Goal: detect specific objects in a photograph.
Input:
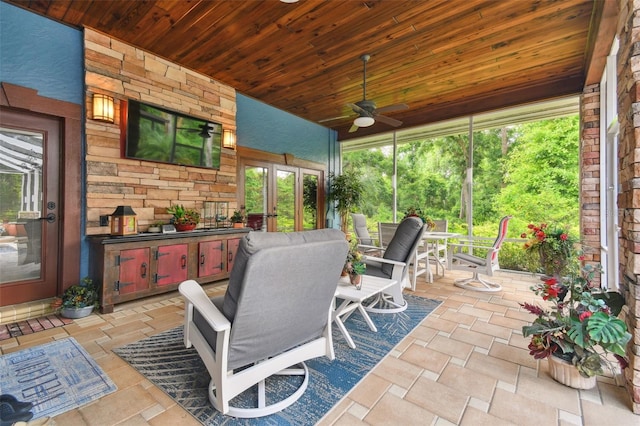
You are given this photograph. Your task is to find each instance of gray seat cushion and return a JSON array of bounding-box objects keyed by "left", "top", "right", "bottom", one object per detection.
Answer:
[
  {"left": 222, "top": 228, "right": 346, "bottom": 321},
  {"left": 380, "top": 216, "right": 423, "bottom": 277}
]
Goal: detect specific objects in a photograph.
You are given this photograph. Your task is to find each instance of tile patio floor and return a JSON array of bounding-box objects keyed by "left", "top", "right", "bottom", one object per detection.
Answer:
[{"left": 0, "top": 269, "right": 637, "bottom": 425}]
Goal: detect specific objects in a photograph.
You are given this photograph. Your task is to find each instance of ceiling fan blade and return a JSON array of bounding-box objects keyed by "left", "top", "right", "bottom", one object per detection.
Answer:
[
  {"left": 348, "top": 123, "right": 359, "bottom": 133},
  {"left": 374, "top": 114, "right": 402, "bottom": 127},
  {"left": 318, "top": 115, "right": 350, "bottom": 123},
  {"left": 375, "top": 103, "right": 409, "bottom": 114}
]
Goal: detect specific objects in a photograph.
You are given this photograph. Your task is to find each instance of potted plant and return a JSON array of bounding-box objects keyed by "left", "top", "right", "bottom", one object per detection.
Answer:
[
  {"left": 230, "top": 210, "right": 244, "bottom": 228},
  {"left": 520, "top": 224, "right": 630, "bottom": 388},
  {"left": 167, "top": 204, "right": 200, "bottom": 231},
  {"left": 521, "top": 222, "right": 580, "bottom": 277},
  {"left": 345, "top": 238, "right": 366, "bottom": 289},
  {"left": 328, "top": 170, "right": 364, "bottom": 234},
  {"left": 53, "top": 277, "right": 99, "bottom": 319},
  {"left": 148, "top": 221, "right": 163, "bottom": 233},
  {"left": 403, "top": 207, "right": 435, "bottom": 229}
]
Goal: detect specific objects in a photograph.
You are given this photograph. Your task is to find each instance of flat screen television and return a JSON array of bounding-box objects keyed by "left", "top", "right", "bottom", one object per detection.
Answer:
[{"left": 124, "top": 99, "right": 222, "bottom": 170}]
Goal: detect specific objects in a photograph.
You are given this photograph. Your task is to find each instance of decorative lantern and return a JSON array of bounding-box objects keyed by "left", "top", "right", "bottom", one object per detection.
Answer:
[{"left": 110, "top": 206, "right": 137, "bottom": 235}]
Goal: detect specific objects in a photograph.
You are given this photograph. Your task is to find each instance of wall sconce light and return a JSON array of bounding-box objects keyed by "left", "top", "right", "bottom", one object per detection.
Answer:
[
  {"left": 222, "top": 129, "right": 236, "bottom": 150},
  {"left": 92, "top": 94, "right": 115, "bottom": 123}
]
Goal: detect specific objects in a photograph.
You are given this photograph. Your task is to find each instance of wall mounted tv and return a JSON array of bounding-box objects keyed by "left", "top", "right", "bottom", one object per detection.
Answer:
[{"left": 124, "top": 99, "right": 222, "bottom": 170}]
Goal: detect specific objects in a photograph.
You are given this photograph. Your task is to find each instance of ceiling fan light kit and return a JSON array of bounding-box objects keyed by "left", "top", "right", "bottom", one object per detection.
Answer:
[{"left": 354, "top": 116, "right": 375, "bottom": 127}]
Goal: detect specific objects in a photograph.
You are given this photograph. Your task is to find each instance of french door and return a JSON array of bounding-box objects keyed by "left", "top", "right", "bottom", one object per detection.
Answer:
[
  {"left": 0, "top": 109, "right": 60, "bottom": 305},
  {"left": 240, "top": 158, "right": 324, "bottom": 232}
]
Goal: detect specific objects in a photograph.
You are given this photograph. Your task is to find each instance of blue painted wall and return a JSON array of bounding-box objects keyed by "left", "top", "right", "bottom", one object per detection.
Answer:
[
  {"left": 237, "top": 93, "right": 338, "bottom": 165},
  {"left": 0, "top": 2, "right": 84, "bottom": 104}
]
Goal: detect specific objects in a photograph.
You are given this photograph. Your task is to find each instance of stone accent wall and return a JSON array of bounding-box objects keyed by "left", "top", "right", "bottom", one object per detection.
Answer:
[
  {"left": 617, "top": 0, "right": 640, "bottom": 414},
  {"left": 580, "top": 84, "right": 601, "bottom": 279},
  {"left": 83, "top": 28, "right": 237, "bottom": 235}
]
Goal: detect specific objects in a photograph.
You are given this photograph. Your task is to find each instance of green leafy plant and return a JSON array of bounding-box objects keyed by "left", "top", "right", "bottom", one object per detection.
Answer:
[
  {"left": 328, "top": 170, "right": 364, "bottom": 234},
  {"left": 56, "top": 277, "right": 99, "bottom": 309},
  {"left": 230, "top": 210, "right": 244, "bottom": 223},
  {"left": 167, "top": 204, "right": 200, "bottom": 225},
  {"left": 521, "top": 263, "right": 630, "bottom": 378},
  {"left": 345, "top": 238, "right": 366, "bottom": 276}
]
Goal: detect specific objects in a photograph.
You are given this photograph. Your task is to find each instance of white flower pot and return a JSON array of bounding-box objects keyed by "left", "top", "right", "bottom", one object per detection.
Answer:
[{"left": 547, "top": 355, "right": 596, "bottom": 389}]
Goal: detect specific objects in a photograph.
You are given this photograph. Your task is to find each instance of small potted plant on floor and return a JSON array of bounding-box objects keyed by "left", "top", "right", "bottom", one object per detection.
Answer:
[
  {"left": 230, "top": 210, "right": 245, "bottom": 228},
  {"left": 167, "top": 204, "right": 200, "bottom": 231},
  {"left": 55, "top": 277, "right": 99, "bottom": 319}
]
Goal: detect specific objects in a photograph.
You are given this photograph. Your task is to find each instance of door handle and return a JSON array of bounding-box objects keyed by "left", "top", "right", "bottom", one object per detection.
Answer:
[{"left": 39, "top": 213, "right": 56, "bottom": 223}]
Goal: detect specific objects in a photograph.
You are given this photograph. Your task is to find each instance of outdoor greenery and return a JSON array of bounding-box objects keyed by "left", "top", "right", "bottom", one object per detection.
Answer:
[{"left": 343, "top": 115, "right": 580, "bottom": 272}]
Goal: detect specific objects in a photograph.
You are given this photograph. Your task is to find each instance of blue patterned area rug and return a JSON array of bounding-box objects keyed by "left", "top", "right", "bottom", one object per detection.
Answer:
[
  {"left": 0, "top": 337, "right": 117, "bottom": 419},
  {"left": 114, "top": 294, "right": 441, "bottom": 425}
]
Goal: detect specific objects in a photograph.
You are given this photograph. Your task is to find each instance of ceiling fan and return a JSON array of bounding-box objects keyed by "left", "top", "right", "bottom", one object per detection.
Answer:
[{"left": 346, "top": 54, "right": 409, "bottom": 133}]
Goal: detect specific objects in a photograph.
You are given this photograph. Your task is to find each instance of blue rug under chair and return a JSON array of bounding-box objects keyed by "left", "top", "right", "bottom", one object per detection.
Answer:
[{"left": 114, "top": 294, "right": 440, "bottom": 425}]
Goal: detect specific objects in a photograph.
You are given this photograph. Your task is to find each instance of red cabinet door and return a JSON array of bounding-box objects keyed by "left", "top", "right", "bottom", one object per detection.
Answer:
[
  {"left": 155, "top": 244, "right": 188, "bottom": 286},
  {"left": 227, "top": 238, "right": 241, "bottom": 272},
  {"left": 198, "top": 240, "right": 225, "bottom": 277},
  {"left": 117, "top": 248, "right": 150, "bottom": 295}
]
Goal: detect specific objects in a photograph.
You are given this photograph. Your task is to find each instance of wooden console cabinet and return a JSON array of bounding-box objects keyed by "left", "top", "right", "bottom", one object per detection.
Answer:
[{"left": 89, "top": 229, "right": 249, "bottom": 313}]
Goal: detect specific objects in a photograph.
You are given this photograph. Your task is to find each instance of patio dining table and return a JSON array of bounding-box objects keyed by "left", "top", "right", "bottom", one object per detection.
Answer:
[{"left": 420, "top": 232, "right": 461, "bottom": 283}]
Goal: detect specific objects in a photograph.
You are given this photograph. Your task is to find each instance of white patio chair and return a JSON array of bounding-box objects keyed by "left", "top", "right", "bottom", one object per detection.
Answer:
[
  {"left": 447, "top": 215, "right": 512, "bottom": 292},
  {"left": 362, "top": 217, "right": 428, "bottom": 312},
  {"left": 179, "top": 229, "right": 348, "bottom": 418}
]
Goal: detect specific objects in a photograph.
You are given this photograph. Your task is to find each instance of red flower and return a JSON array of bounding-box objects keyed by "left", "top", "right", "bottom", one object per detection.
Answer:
[
  {"left": 560, "top": 233, "right": 568, "bottom": 241},
  {"left": 520, "top": 233, "right": 527, "bottom": 238},
  {"left": 579, "top": 311, "right": 592, "bottom": 321}
]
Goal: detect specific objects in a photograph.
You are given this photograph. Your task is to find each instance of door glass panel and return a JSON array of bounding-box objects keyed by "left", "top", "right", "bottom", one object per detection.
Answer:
[
  {"left": 303, "top": 174, "right": 319, "bottom": 230},
  {"left": 0, "top": 127, "right": 43, "bottom": 283},
  {"left": 276, "top": 170, "right": 295, "bottom": 232},
  {"left": 244, "top": 166, "right": 267, "bottom": 231}
]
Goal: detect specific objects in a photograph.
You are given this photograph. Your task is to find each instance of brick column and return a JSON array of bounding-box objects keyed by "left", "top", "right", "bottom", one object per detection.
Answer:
[
  {"left": 617, "top": 0, "right": 640, "bottom": 414},
  {"left": 580, "top": 84, "right": 601, "bottom": 280}
]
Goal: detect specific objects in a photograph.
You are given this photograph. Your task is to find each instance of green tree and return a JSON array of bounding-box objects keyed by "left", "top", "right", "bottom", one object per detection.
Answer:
[{"left": 495, "top": 116, "right": 579, "bottom": 227}]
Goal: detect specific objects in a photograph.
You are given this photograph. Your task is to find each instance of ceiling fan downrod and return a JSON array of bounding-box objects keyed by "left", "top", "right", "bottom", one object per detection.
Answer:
[{"left": 361, "top": 54, "right": 370, "bottom": 101}]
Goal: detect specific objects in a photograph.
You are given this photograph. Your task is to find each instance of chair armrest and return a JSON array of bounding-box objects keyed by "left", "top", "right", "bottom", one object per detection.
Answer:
[
  {"left": 179, "top": 280, "right": 230, "bottom": 332},
  {"left": 449, "top": 242, "right": 497, "bottom": 251},
  {"left": 362, "top": 255, "right": 406, "bottom": 267},
  {"left": 358, "top": 243, "right": 381, "bottom": 250}
]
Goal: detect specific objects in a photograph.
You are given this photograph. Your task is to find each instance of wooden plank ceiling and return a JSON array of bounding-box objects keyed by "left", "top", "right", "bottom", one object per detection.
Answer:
[{"left": 5, "top": 0, "right": 612, "bottom": 141}]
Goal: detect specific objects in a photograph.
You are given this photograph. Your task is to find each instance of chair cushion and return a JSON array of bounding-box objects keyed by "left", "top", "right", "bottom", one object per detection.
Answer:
[
  {"left": 381, "top": 217, "right": 423, "bottom": 276},
  {"left": 222, "top": 228, "right": 345, "bottom": 321},
  {"left": 352, "top": 214, "right": 373, "bottom": 245},
  {"left": 454, "top": 252, "right": 487, "bottom": 267},
  {"left": 193, "top": 296, "right": 225, "bottom": 352},
  {"left": 227, "top": 239, "right": 347, "bottom": 369}
]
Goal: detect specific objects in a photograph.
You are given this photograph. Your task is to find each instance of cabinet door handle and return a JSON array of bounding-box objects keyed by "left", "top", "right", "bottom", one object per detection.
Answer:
[
  {"left": 181, "top": 254, "right": 187, "bottom": 269},
  {"left": 200, "top": 253, "right": 205, "bottom": 265},
  {"left": 228, "top": 251, "right": 233, "bottom": 263},
  {"left": 141, "top": 262, "right": 147, "bottom": 278}
]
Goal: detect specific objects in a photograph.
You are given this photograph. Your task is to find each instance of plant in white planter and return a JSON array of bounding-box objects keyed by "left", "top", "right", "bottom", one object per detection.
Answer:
[{"left": 54, "top": 277, "right": 99, "bottom": 318}]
